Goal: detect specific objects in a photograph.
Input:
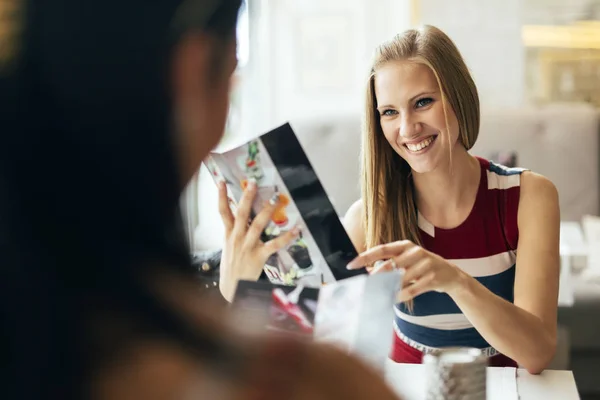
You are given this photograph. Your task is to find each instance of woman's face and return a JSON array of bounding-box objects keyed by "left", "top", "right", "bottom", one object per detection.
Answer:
[
  {"left": 374, "top": 61, "right": 460, "bottom": 174},
  {"left": 172, "top": 34, "right": 238, "bottom": 185}
]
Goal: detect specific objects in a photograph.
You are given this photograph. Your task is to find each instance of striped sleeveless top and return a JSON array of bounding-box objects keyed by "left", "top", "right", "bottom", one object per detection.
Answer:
[{"left": 391, "top": 157, "right": 525, "bottom": 366}]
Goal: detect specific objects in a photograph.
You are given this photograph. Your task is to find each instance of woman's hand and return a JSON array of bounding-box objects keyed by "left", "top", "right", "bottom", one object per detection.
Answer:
[
  {"left": 218, "top": 179, "right": 299, "bottom": 301},
  {"left": 347, "top": 240, "right": 466, "bottom": 302}
]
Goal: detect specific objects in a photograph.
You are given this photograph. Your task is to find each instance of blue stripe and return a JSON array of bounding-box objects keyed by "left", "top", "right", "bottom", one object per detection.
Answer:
[
  {"left": 488, "top": 161, "right": 526, "bottom": 176},
  {"left": 396, "top": 265, "right": 515, "bottom": 316},
  {"left": 397, "top": 292, "right": 459, "bottom": 315},
  {"left": 396, "top": 316, "right": 491, "bottom": 348},
  {"left": 478, "top": 264, "right": 515, "bottom": 302}
]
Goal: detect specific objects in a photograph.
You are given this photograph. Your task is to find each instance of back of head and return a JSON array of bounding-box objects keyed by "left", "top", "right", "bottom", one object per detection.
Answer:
[
  {"left": 0, "top": 0, "right": 241, "bottom": 398},
  {"left": 361, "top": 25, "right": 479, "bottom": 249}
]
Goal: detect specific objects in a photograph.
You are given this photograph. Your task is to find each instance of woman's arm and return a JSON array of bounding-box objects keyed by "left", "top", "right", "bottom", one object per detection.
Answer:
[
  {"left": 447, "top": 171, "right": 560, "bottom": 374},
  {"left": 347, "top": 172, "right": 560, "bottom": 374}
]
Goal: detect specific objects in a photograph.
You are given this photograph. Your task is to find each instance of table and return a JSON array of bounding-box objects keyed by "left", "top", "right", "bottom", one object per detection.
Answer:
[
  {"left": 559, "top": 221, "right": 587, "bottom": 307},
  {"left": 385, "top": 361, "right": 580, "bottom": 400}
]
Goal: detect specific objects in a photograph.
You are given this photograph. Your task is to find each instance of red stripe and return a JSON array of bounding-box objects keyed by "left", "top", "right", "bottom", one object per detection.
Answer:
[
  {"left": 478, "top": 157, "right": 491, "bottom": 170},
  {"left": 390, "top": 332, "right": 423, "bottom": 364},
  {"left": 420, "top": 160, "right": 520, "bottom": 259},
  {"left": 390, "top": 332, "right": 517, "bottom": 367}
]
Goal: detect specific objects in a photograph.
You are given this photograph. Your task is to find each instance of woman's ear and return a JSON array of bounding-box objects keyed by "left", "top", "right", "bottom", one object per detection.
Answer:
[
  {"left": 171, "top": 32, "right": 212, "bottom": 107},
  {"left": 170, "top": 33, "right": 235, "bottom": 186},
  {"left": 170, "top": 33, "right": 219, "bottom": 186},
  {"left": 172, "top": 32, "right": 236, "bottom": 98}
]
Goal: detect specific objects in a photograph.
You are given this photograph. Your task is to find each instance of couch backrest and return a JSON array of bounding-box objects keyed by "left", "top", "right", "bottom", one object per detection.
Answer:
[
  {"left": 293, "top": 104, "right": 600, "bottom": 221},
  {"left": 473, "top": 104, "right": 599, "bottom": 222}
]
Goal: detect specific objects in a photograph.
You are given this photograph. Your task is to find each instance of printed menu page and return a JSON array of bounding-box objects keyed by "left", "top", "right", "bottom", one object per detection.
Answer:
[{"left": 205, "top": 122, "right": 366, "bottom": 287}]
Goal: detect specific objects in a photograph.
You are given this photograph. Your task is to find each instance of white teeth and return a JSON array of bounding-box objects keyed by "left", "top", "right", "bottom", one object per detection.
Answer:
[{"left": 406, "top": 136, "right": 435, "bottom": 152}]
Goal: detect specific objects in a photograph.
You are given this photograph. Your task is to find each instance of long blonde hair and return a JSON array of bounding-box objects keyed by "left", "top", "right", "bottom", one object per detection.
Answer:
[{"left": 362, "top": 25, "right": 480, "bottom": 252}]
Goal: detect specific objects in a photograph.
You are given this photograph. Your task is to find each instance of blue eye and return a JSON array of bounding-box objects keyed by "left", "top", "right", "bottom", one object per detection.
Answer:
[
  {"left": 415, "top": 98, "right": 433, "bottom": 108},
  {"left": 381, "top": 109, "right": 398, "bottom": 116}
]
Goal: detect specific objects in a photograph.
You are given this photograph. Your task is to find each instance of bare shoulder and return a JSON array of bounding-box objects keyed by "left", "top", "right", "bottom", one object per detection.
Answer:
[
  {"left": 92, "top": 341, "right": 203, "bottom": 400},
  {"left": 520, "top": 171, "right": 559, "bottom": 198},
  {"left": 518, "top": 171, "right": 560, "bottom": 226},
  {"left": 519, "top": 171, "right": 559, "bottom": 210},
  {"left": 343, "top": 199, "right": 367, "bottom": 253},
  {"left": 302, "top": 342, "right": 402, "bottom": 399},
  {"left": 345, "top": 199, "right": 364, "bottom": 221}
]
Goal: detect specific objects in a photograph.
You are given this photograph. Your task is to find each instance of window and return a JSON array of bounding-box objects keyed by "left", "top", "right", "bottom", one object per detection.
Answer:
[
  {"left": 237, "top": 0, "right": 250, "bottom": 69},
  {"left": 223, "top": 0, "right": 250, "bottom": 143}
]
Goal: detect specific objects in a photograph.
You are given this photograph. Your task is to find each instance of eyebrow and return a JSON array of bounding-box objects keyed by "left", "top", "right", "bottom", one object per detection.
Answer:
[{"left": 377, "top": 90, "right": 437, "bottom": 111}]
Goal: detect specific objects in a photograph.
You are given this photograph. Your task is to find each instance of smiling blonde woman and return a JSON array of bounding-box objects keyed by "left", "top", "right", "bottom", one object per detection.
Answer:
[{"left": 344, "top": 25, "right": 560, "bottom": 374}]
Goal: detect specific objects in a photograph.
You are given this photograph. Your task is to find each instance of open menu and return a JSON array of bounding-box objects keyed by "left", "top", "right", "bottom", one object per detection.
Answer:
[
  {"left": 232, "top": 270, "right": 403, "bottom": 373},
  {"left": 313, "top": 270, "right": 402, "bottom": 372},
  {"left": 204, "top": 122, "right": 366, "bottom": 287},
  {"left": 232, "top": 280, "right": 320, "bottom": 338}
]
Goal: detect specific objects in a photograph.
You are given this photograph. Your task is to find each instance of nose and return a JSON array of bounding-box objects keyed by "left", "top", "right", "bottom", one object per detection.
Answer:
[{"left": 399, "top": 113, "right": 422, "bottom": 140}]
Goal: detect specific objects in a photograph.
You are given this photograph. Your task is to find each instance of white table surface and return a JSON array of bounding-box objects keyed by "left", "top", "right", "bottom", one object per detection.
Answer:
[
  {"left": 560, "top": 221, "right": 587, "bottom": 257},
  {"left": 558, "top": 221, "right": 587, "bottom": 307},
  {"left": 385, "top": 361, "right": 580, "bottom": 400}
]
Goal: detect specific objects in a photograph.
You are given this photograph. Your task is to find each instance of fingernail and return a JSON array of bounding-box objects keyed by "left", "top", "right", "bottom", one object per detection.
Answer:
[
  {"left": 291, "top": 226, "right": 301, "bottom": 235},
  {"left": 247, "top": 177, "right": 257, "bottom": 188},
  {"left": 269, "top": 193, "right": 280, "bottom": 206}
]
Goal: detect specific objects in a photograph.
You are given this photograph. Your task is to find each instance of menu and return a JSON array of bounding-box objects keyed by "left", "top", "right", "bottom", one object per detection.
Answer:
[{"left": 205, "top": 122, "right": 366, "bottom": 287}]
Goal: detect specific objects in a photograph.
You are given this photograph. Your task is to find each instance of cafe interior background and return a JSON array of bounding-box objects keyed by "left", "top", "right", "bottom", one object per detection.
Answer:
[{"left": 182, "top": 0, "right": 600, "bottom": 398}]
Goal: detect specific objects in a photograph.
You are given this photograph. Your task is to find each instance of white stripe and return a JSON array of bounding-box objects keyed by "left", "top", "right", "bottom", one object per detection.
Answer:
[
  {"left": 418, "top": 212, "right": 435, "bottom": 237},
  {"left": 449, "top": 250, "right": 516, "bottom": 277},
  {"left": 395, "top": 308, "right": 474, "bottom": 330},
  {"left": 487, "top": 170, "right": 521, "bottom": 190},
  {"left": 393, "top": 321, "right": 500, "bottom": 357}
]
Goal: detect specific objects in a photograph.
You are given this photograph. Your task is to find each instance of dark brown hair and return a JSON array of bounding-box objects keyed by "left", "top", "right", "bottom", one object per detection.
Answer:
[{"left": 0, "top": 1, "right": 242, "bottom": 398}]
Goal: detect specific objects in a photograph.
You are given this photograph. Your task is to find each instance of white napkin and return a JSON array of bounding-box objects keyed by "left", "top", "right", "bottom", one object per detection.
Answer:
[
  {"left": 582, "top": 215, "right": 600, "bottom": 283},
  {"left": 487, "top": 367, "right": 519, "bottom": 400}
]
